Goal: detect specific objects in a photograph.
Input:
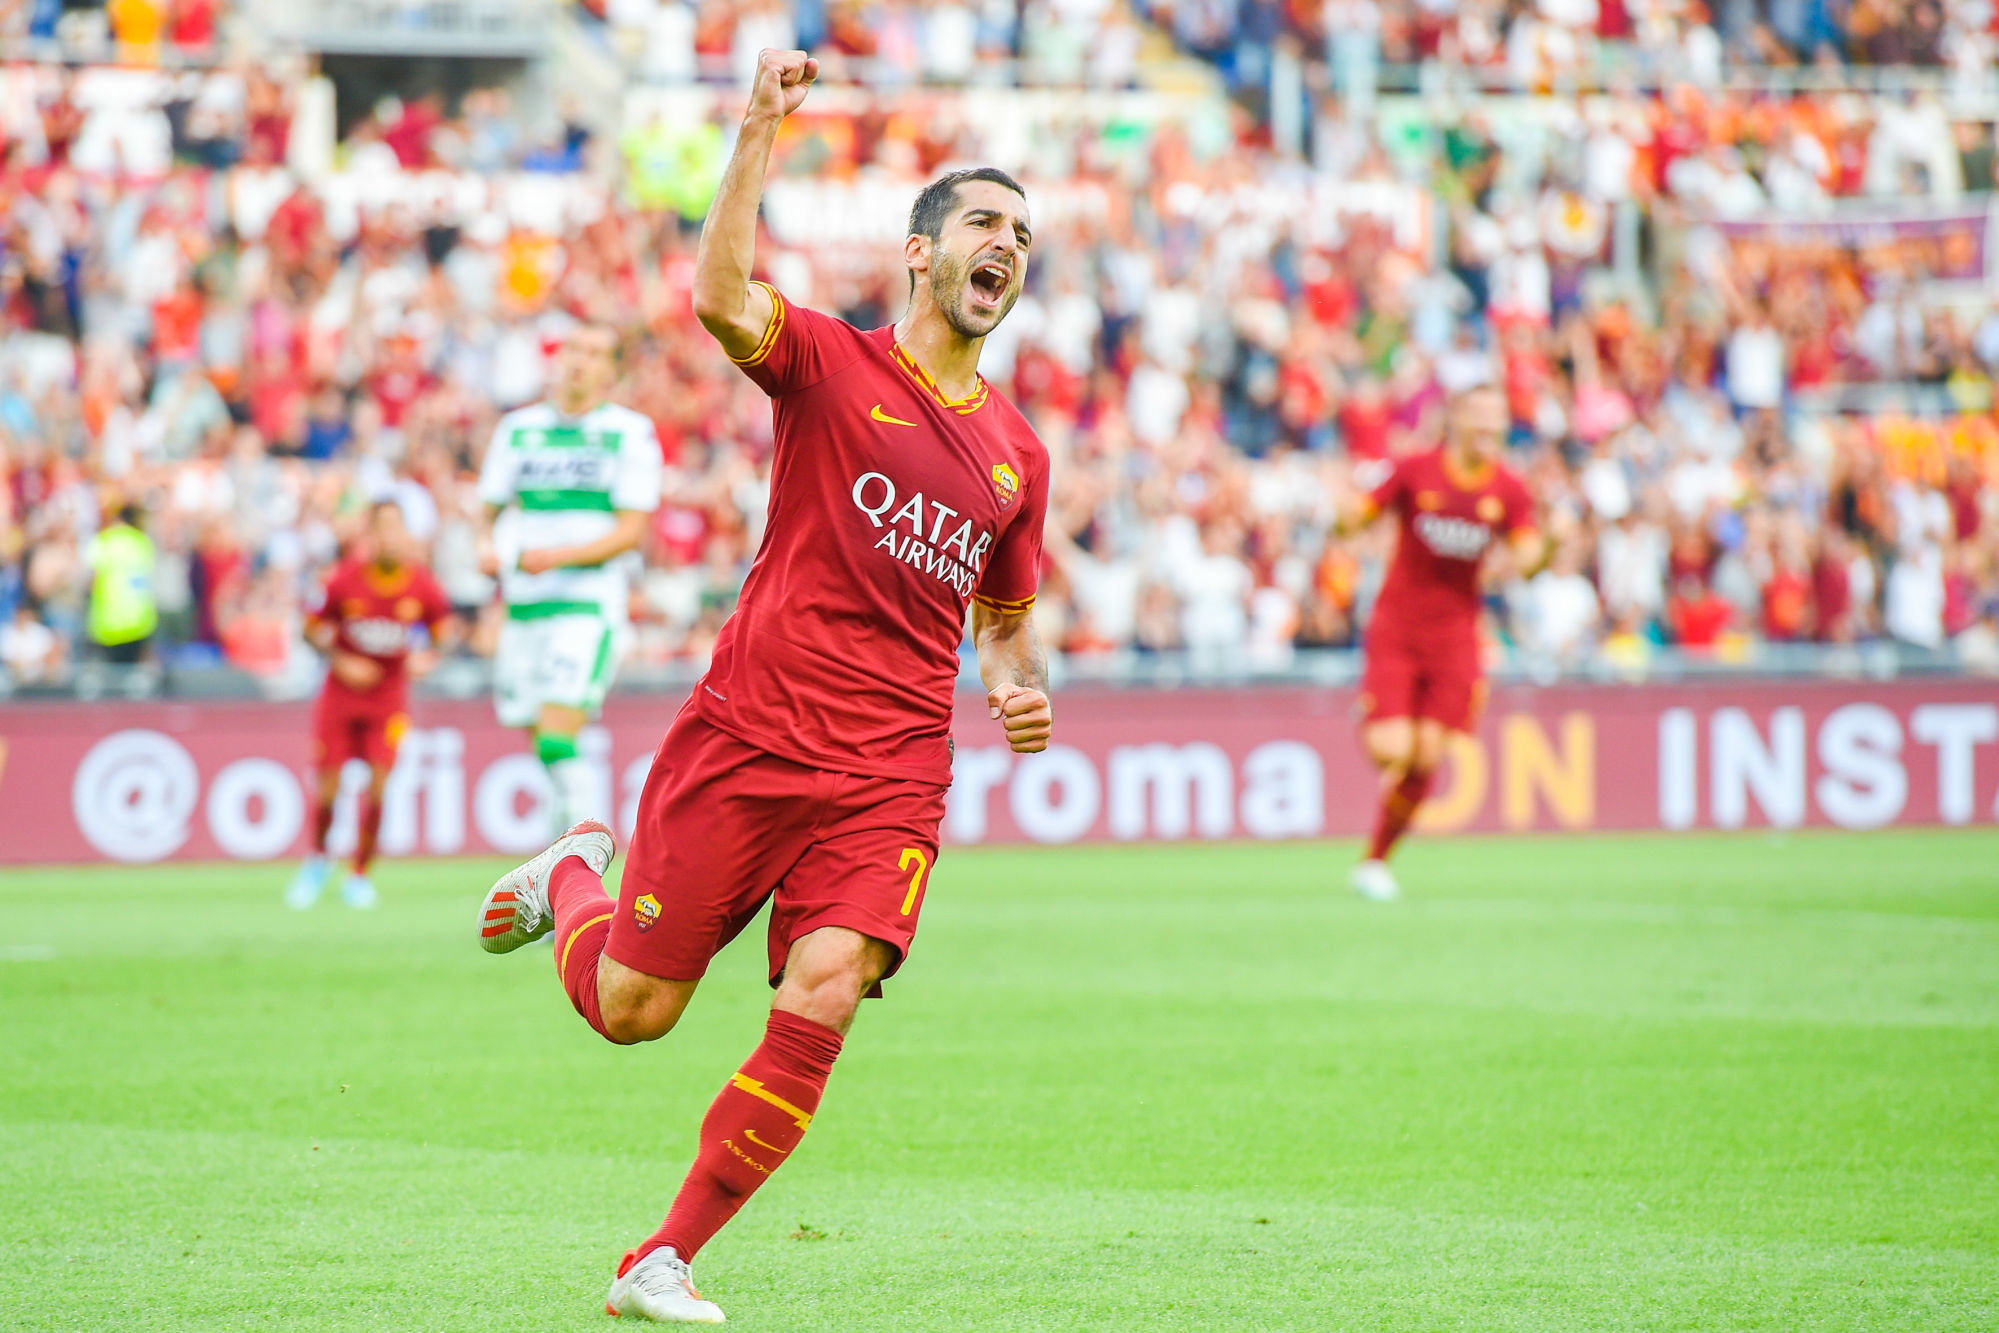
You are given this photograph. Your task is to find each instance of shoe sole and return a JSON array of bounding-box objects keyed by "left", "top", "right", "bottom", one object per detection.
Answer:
[
  {"left": 477, "top": 881, "right": 550, "bottom": 953},
  {"left": 604, "top": 1292, "right": 726, "bottom": 1323},
  {"left": 478, "top": 821, "right": 614, "bottom": 955}
]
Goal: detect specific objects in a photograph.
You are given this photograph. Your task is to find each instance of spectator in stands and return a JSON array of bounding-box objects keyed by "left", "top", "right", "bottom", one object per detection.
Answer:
[
  {"left": 85, "top": 503, "right": 157, "bottom": 664},
  {"left": 0, "top": 600, "right": 62, "bottom": 684}
]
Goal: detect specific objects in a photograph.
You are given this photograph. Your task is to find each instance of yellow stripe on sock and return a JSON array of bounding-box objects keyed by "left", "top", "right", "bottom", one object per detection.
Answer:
[
  {"left": 559, "top": 911, "right": 615, "bottom": 976},
  {"left": 730, "top": 1073, "right": 813, "bottom": 1130}
]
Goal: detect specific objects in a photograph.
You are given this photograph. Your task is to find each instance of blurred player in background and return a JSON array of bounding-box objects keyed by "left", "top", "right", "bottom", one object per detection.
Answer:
[
  {"left": 473, "top": 49, "right": 1053, "bottom": 1324},
  {"left": 479, "top": 323, "right": 663, "bottom": 835},
  {"left": 1342, "top": 383, "right": 1544, "bottom": 902},
  {"left": 288, "top": 500, "right": 457, "bottom": 910}
]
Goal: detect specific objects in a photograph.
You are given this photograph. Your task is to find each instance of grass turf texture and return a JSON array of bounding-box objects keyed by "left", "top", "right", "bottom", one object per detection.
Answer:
[{"left": 2, "top": 832, "right": 1995, "bottom": 1332}]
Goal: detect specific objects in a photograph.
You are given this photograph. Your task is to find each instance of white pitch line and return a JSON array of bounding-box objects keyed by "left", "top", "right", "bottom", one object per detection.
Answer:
[{"left": 0, "top": 945, "right": 55, "bottom": 962}]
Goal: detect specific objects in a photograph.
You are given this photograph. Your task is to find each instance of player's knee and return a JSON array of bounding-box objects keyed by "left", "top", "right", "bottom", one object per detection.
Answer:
[
  {"left": 774, "top": 976, "right": 864, "bottom": 1034},
  {"left": 776, "top": 933, "right": 890, "bottom": 1033},
  {"left": 598, "top": 990, "right": 680, "bottom": 1045},
  {"left": 591, "top": 975, "right": 687, "bottom": 1047},
  {"left": 1363, "top": 722, "right": 1413, "bottom": 774}
]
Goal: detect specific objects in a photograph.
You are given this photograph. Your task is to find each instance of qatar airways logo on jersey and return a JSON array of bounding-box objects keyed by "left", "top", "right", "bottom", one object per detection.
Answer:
[
  {"left": 1414, "top": 513, "right": 1494, "bottom": 561},
  {"left": 345, "top": 618, "right": 411, "bottom": 656},
  {"left": 851, "top": 471, "right": 993, "bottom": 599}
]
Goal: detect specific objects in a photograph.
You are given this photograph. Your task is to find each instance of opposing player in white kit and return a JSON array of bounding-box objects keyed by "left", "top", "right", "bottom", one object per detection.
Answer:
[{"left": 479, "top": 323, "right": 664, "bottom": 833}]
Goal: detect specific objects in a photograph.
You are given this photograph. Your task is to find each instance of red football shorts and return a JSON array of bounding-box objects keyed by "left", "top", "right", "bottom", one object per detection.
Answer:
[
  {"left": 1359, "top": 630, "right": 1485, "bottom": 732},
  {"left": 311, "top": 690, "right": 408, "bottom": 772},
  {"left": 606, "top": 707, "right": 947, "bottom": 992}
]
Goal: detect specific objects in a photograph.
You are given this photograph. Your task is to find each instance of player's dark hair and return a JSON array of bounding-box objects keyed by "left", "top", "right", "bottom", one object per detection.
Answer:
[
  {"left": 905, "top": 168, "right": 1027, "bottom": 296},
  {"left": 906, "top": 167, "right": 1027, "bottom": 243}
]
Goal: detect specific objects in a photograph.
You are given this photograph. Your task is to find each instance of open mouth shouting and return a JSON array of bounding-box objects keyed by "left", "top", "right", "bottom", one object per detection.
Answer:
[{"left": 967, "top": 256, "right": 1012, "bottom": 313}]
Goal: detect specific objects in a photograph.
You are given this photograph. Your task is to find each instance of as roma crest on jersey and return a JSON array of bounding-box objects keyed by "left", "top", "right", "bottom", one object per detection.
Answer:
[
  {"left": 991, "top": 463, "right": 1020, "bottom": 508},
  {"left": 1416, "top": 490, "right": 1445, "bottom": 511},
  {"left": 1476, "top": 494, "right": 1504, "bottom": 522},
  {"left": 396, "top": 596, "right": 423, "bottom": 622}
]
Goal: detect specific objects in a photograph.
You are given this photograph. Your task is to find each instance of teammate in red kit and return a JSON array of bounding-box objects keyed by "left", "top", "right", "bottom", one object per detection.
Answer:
[
  {"left": 472, "top": 49, "right": 1052, "bottom": 1323},
  {"left": 1343, "top": 382, "right": 1544, "bottom": 902},
  {"left": 287, "top": 501, "right": 456, "bottom": 910}
]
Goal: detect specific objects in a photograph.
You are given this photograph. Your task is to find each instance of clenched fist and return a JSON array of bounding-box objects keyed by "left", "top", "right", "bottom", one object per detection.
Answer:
[
  {"left": 988, "top": 683, "right": 1053, "bottom": 754},
  {"left": 747, "top": 49, "right": 818, "bottom": 124}
]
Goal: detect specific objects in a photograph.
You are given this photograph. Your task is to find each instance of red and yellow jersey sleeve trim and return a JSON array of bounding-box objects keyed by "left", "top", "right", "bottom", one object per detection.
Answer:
[
  {"left": 972, "top": 592, "right": 1037, "bottom": 615},
  {"left": 730, "top": 281, "right": 787, "bottom": 367},
  {"left": 1353, "top": 494, "right": 1382, "bottom": 525}
]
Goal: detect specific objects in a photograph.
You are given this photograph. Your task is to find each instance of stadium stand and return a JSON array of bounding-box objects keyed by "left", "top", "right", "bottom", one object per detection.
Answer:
[{"left": 2, "top": 0, "right": 1997, "bottom": 698}]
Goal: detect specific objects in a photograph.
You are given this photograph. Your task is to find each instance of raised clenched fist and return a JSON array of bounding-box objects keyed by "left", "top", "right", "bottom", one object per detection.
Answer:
[{"left": 748, "top": 49, "right": 818, "bottom": 123}]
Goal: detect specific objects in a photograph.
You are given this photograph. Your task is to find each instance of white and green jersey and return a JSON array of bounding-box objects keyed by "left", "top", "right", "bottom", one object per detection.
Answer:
[{"left": 478, "top": 400, "right": 664, "bottom": 618}]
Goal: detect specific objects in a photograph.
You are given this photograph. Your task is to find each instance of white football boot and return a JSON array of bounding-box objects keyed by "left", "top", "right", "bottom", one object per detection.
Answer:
[
  {"left": 606, "top": 1246, "right": 725, "bottom": 1323},
  {"left": 340, "top": 872, "right": 380, "bottom": 910},
  {"left": 286, "top": 855, "right": 330, "bottom": 910},
  {"left": 476, "top": 820, "right": 615, "bottom": 954},
  {"left": 1349, "top": 858, "right": 1401, "bottom": 903}
]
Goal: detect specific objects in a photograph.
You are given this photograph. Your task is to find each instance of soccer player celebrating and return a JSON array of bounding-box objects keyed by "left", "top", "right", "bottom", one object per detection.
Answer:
[
  {"left": 289, "top": 500, "right": 456, "bottom": 910},
  {"left": 479, "top": 323, "right": 663, "bottom": 834},
  {"left": 1343, "top": 382, "right": 1543, "bottom": 902},
  {"left": 473, "top": 48, "right": 1052, "bottom": 1323}
]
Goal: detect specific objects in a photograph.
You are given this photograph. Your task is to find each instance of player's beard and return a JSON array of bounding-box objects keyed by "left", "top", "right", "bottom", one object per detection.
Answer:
[{"left": 927, "top": 247, "right": 1018, "bottom": 341}]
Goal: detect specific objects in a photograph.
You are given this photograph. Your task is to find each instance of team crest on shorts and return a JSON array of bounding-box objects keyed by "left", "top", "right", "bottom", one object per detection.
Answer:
[
  {"left": 991, "top": 462, "right": 1020, "bottom": 508},
  {"left": 1477, "top": 494, "right": 1504, "bottom": 522},
  {"left": 633, "top": 893, "right": 661, "bottom": 932}
]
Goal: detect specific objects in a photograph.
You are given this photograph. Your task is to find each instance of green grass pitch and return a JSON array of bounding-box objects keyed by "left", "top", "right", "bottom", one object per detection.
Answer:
[{"left": 3, "top": 831, "right": 1996, "bottom": 1331}]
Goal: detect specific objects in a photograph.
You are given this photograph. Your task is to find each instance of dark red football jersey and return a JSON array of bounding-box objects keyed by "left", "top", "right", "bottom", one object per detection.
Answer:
[
  {"left": 1365, "top": 447, "right": 1535, "bottom": 647},
  {"left": 308, "top": 558, "right": 453, "bottom": 711},
  {"left": 698, "top": 283, "right": 1049, "bottom": 784}
]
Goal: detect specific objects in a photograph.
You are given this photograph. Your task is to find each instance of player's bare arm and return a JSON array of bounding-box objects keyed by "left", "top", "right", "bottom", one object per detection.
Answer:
[
  {"left": 517, "top": 509, "right": 651, "bottom": 574},
  {"left": 305, "top": 612, "right": 383, "bottom": 689},
  {"left": 1331, "top": 479, "right": 1382, "bottom": 537},
  {"left": 692, "top": 48, "right": 818, "bottom": 360},
  {"left": 973, "top": 602, "right": 1051, "bottom": 753},
  {"left": 477, "top": 503, "right": 505, "bottom": 576},
  {"left": 329, "top": 651, "right": 383, "bottom": 690},
  {"left": 409, "top": 614, "right": 466, "bottom": 679}
]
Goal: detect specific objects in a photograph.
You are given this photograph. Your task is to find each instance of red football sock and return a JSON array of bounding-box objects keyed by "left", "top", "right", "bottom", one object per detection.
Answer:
[
  {"left": 1366, "top": 768, "right": 1434, "bottom": 862},
  {"left": 637, "top": 1009, "right": 844, "bottom": 1264},
  {"left": 351, "top": 794, "right": 383, "bottom": 874},
  {"left": 310, "top": 788, "right": 335, "bottom": 855},
  {"left": 549, "top": 855, "right": 617, "bottom": 1040}
]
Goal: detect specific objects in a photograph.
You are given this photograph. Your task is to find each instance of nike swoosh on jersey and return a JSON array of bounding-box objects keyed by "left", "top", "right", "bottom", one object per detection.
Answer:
[{"left": 870, "top": 404, "right": 919, "bottom": 427}]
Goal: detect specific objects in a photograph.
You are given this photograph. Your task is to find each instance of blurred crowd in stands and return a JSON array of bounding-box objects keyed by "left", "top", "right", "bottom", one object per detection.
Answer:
[
  {"left": 5, "top": 4, "right": 1999, "bottom": 693},
  {"left": 585, "top": 0, "right": 1999, "bottom": 88}
]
